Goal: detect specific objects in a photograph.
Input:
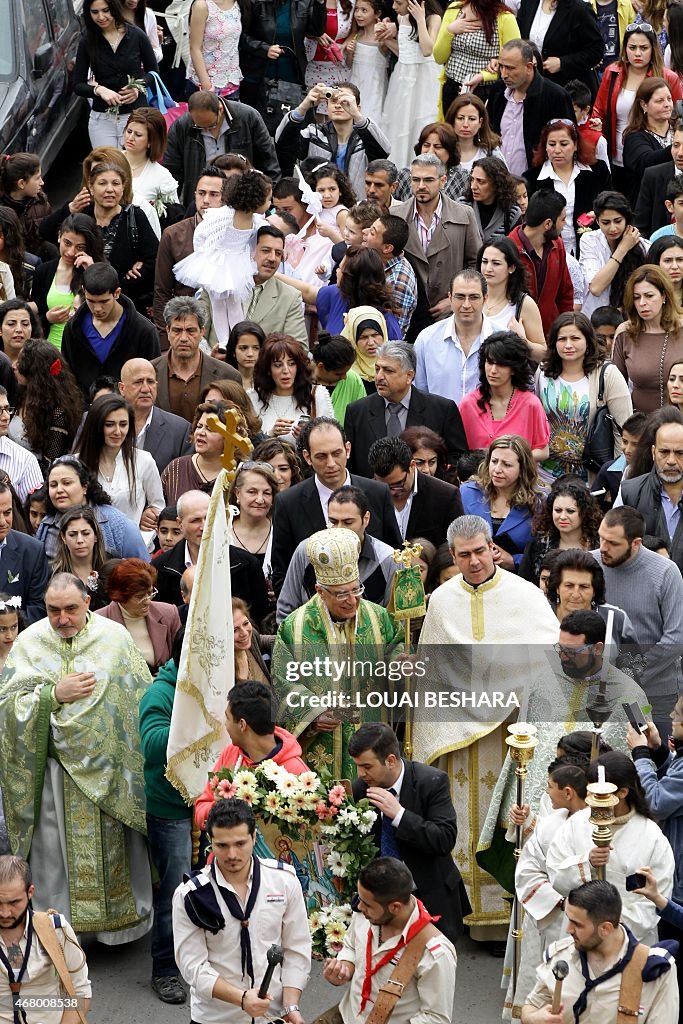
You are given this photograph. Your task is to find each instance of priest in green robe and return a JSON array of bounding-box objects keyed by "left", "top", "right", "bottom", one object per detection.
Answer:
[
  {"left": 272, "top": 528, "right": 403, "bottom": 778},
  {"left": 0, "top": 573, "right": 153, "bottom": 943}
]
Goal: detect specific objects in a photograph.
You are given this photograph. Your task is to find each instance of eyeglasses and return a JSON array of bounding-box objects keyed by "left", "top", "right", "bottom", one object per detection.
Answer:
[
  {"left": 192, "top": 118, "right": 220, "bottom": 130},
  {"left": 554, "top": 642, "right": 595, "bottom": 657},
  {"left": 320, "top": 583, "right": 365, "bottom": 601},
  {"left": 136, "top": 588, "right": 158, "bottom": 600},
  {"left": 626, "top": 21, "right": 653, "bottom": 30},
  {"left": 386, "top": 472, "right": 409, "bottom": 492},
  {"left": 549, "top": 118, "right": 574, "bottom": 127},
  {"left": 0, "top": 406, "right": 14, "bottom": 417}
]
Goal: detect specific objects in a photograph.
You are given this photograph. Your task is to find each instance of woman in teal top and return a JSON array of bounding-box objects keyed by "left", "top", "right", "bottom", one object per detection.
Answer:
[
  {"left": 311, "top": 332, "right": 365, "bottom": 424},
  {"left": 31, "top": 214, "right": 103, "bottom": 350}
]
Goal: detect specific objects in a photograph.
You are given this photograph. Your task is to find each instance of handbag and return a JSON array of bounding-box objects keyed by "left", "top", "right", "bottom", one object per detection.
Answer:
[
  {"left": 583, "top": 363, "right": 618, "bottom": 473},
  {"left": 262, "top": 78, "right": 304, "bottom": 135},
  {"left": 146, "top": 70, "right": 189, "bottom": 128}
]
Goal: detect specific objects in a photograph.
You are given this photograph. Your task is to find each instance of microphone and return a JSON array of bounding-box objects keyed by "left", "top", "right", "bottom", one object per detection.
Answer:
[{"left": 258, "top": 944, "right": 284, "bottom": 999}]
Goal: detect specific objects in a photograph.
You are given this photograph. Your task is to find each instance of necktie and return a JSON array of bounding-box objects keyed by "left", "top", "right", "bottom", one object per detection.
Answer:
[
  {"left": 386, "top": 403, "right": 402, "bottom": 437},
  {"left": 380, "top": 788, "right": 401, "bottom": 859},
  {"left": 246, "top": 285, "right": 261, "bottom": 319}
]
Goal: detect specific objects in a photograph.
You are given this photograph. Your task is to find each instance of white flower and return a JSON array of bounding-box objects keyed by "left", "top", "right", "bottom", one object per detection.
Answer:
[
  {"left": 261, "top": 761, "right": 285, "bottom": 781},
  {"left": 235, "top": 783, "right": 256, "bottom": 804},
  {"left": 276, "top": 773, "right": 300, "bottom": 796},
  {"left": 298, "top": 771, "right": 320, "bottom": 792},
  {"left": 236, "top": 770, "right": 257, "bottom": 787},
  {"left": 337, "top": 807, "right": 360, "bottom": 826},
  {"left": 264, "top": 793, "right": 281, "bottom": 813},
  {"left": 302, "top": 792, "right": 320, "bottom": 810},
  {"left": 326, "top": 851, "right": 348, "bottom": 877},
  {"left": 309, "top": 911, "right": 321, "bottom": 933}
]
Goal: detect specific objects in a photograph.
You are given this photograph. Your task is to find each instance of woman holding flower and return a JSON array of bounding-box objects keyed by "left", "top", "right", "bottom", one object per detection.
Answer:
[{"left": 194, "top": 681, "right": 309, "bottom": 830}]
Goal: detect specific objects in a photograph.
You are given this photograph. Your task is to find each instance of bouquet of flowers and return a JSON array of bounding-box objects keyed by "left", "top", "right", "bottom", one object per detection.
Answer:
[{"left": 209, "top": 760, "right": 378, "bottom": 952}]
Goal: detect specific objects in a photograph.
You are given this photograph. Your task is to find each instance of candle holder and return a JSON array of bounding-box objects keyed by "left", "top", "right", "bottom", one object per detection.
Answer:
[
  {"left": 586, "top": 682, "right": 614, "bottom": 761},
  {"left": 505, "top": 723, "right": 538, "bottom": 995},
  {"left": 585, "top": 770, "right": 619, "bottom": 881}
]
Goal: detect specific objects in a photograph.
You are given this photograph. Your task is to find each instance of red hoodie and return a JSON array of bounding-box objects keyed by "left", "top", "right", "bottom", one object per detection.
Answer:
[{"left": 194, "top": 726, "right": 309, "bottom": 828}]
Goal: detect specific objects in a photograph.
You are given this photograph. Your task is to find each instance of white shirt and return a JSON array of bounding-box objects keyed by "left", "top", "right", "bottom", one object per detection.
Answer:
[
  {"left": 394, "top": 471, "right": 418, "bottom": 541},
  {"left": 0, "top": 913, "right": 92, "bottom": 1024},
  {"left": 94, "top": 448, "right": 165, "bottom": 525},
  {"left": 317, "top": 470, "right": 352, "bottom": 517},
  {"left": 0, "top": 435, "right": 43, "bottom": 502},
  {"left": 337, "top": 899, "right": 457, "bottom": 1024},
  {"left": 580, "top": 229, "right": 650, "bottom": 317},
  {"left": 535, "top": 160, "right": 591, "bottom": 256},
  {"left": 135, "top": 407, "right": 155, "bottom": 447},
  {"left": 172, "top": 858, "right": 311, "bottom": 1024},
  {"left": 615, "top": 88, "right": 636, "bottom": 165},
  {"left": 252, "top": 386, "right": 335, "bottom": 446},
  {"left": 414, "top": 314, "right": 495, "bottom": 403},
  {"left": 529, "top": 5, "right": 555, "bottom": 48}
]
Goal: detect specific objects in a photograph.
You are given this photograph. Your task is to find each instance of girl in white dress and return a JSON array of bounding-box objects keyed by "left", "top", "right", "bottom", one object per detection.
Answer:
[
  {"left": 345, "top": 0, "right": 389, "bottom": 124},
  {"left": 173, "top": 170, "right": 272, "bottom": 346},
  {"left": 312, "top": 163, "right": 356, "bottom": 241},
  {"left": 378, "top": 0, "right": 442, "bottom": 170}
]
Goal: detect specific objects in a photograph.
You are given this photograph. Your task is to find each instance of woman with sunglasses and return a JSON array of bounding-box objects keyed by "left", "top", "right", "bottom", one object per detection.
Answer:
[
  {"left": 97, "top": 557, "right": 180, "bottom": 670},
  {"left": 524, "top": 119, "right": 610, "bottom": 257},
  {"left": 591, "top": 22, "right": 681, "bottom": 191},
  {"left": 622, "top": 77, "right": 676, "bottom": 205}
]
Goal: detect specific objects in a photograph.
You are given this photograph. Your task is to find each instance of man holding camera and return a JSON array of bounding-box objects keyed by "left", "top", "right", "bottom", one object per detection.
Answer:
[
  {"left": 274, "top": 83, "right": 391, "bottom": 197},
  {"left": 173, "top": 799, "right": 311, "bottom": 1024}
]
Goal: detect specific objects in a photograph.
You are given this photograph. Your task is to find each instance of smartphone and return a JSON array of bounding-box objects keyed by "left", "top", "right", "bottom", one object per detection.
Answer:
[
  {"left": 625, "top": 872, "right": 646, "bottom": 891},
  {"left": 623, "top": 701, "right": 648, "bottom": 734}
]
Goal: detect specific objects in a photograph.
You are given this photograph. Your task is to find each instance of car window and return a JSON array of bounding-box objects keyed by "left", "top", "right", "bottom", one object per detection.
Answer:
[
  {"left": 24, "top": 0, "right": 52, "bottom": 63},
  {"left": 46, "top": 0, "right": 72, "bottom": 35},
  {"left": 0, "top": 0, "right": 15, "bottom": 76}
]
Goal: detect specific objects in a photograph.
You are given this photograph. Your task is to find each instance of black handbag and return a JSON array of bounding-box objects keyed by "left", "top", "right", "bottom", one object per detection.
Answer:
[
  {"left": 583, "top": 363, "right": 618, "bottom": 473},
  {"left": 262, "top": 77, "right": 304, "bottom": 136}
]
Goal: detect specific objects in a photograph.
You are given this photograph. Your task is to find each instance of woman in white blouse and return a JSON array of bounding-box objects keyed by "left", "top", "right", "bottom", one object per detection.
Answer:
[
  {"left": 77, "top": 394, "right": 165, "bottom": 540},
  {"left": 122, "top": 0, "right": 164, "bottom": 61},
  {"left": 252, "top": 333, "right": 335, "bottom": 444},
  {"left": 524, "top": 119, "right": 610, "bottom": 256},
  {"left": 122, "top": 108, "right": 179, "bottom": 213}
]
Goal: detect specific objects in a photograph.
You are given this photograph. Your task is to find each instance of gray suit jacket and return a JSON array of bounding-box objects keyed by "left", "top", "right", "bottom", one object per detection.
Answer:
[
  {"left": 143, "top": 406, "right": 193, "bottom": 474},
  {"left": 248, "top": 277, "right": 308, "bottom": 350},
  {"left": 152, "top": 353, "right": 241, "bottom": 415}
]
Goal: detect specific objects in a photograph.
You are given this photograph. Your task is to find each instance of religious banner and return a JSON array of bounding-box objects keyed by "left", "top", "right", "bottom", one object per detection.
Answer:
[{"left": 166, "top": 411, "right": 252, "bottom": 802}]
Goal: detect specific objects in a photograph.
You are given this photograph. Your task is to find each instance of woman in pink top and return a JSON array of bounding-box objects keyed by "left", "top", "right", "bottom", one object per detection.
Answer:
[{"left": 459, "top": 331, "right": 551, "bottom": 461}]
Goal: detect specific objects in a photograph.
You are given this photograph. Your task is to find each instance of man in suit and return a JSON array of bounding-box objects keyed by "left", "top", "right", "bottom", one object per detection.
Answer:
[
  {"left": 271, "top": 418, "right": 402, "bottom": 594},
  {"left": 245, "top": 225, "right": 308, "bottom": 349},
  {"left": 119, "top": 359, "right": 192, "bottom": 474},
  {"left": 634, "top": 124, "right": 683, "bottom": 236},
  {"left": 153, "top": 297, "right": 240, "bottom": 423},
  {"left": 155, "top": 490, "right": 269, "bottom": 625},
  {"left": 349, "top": 723, "right": 470, "bottom": 944},
  {"left": 0, "top": 483, "right": 48, "bottom": 624},
  {"left": 344, "top": 341, "right": 468, "bottom": 479},
  {"left": 368, "top": 437, "right": 463, "bottom": 548},
  {"left": 393, "top": 154, "right": 482, "bottom": 322}
]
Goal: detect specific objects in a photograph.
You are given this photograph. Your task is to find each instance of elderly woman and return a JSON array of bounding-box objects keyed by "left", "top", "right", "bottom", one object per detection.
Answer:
[
  {"left": 458, "top": 331, "right": 551, "bottom": 461},
  {"left": 97, "top": 557, "right": 181, "bottom": 670},
  {"left": 161, "top": 400, "right": 249, "bottom": 504}
]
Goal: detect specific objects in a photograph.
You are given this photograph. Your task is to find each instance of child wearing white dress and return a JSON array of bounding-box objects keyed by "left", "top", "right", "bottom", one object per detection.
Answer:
[
  {"left": 378, "top": 0, "right": 442, "bottom": 171},
  {"left": 173, "top": 171, "right": 271, "bottom": 346},
  {"left": 311, "top": 163, "right": 357, "bottom": 242},
  {"left": 345, "top": 0, "right": 389, "bottom": 124}
]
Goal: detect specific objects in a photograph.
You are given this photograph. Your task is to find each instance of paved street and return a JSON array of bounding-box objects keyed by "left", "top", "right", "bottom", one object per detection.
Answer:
[{"left": 86, "top": 931, "right": 506, "bottom": 1022}]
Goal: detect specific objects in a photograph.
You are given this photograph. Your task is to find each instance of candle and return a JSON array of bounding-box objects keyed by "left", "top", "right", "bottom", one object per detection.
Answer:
[{"left": 598, "top": 766, "right": 606, "bottom": 785}]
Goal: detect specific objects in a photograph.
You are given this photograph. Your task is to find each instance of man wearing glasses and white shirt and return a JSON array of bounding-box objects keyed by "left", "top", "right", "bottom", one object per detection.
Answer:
[{"left": 0, "top": 387, "right": 42, "bottom": 502}]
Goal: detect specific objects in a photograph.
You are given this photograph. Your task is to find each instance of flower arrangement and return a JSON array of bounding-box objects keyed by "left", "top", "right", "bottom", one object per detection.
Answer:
[{"left": 209, "top": 760, "right": 378, "bottom": 956}]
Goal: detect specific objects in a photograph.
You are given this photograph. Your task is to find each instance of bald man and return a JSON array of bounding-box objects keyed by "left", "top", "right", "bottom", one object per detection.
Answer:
[{"left": 119, "top": 359, "right": 192, "bottom": 474}]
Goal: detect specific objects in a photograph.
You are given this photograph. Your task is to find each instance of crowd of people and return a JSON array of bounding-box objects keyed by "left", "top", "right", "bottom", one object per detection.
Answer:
[{"left": 2, "top": 0, "right": 683, "bottom": 1020}]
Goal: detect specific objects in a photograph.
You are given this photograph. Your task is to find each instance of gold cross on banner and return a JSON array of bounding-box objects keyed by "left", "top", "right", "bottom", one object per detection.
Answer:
[
  {"left": 206, "top": 411, "right": 253, "bottom": 477},
  {"left": 392, "top": 539, "right": 423, "bottom": 569}
]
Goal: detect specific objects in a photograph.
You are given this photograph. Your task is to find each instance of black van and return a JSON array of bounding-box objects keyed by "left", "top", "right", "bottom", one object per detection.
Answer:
[{"left": 0, "top": 0, "right": 85, "bottom": 171}]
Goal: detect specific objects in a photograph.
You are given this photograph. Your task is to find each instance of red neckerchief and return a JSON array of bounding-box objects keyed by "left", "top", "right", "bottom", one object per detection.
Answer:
[{"left": 360, "top": 899, "right": 439, "bottom": 1011}]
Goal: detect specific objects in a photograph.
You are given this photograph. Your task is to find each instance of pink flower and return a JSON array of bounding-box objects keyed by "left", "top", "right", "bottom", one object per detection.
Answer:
[
  {"left": 315, "top": 801, "right": 329, "bottom": 820},
  {"left": 328, "top": 785, "right": 346, "bottom": 807},
  {"left": 209, "top": 777, "right": 219, "bottom": 791},
  {"left": 328, "top": 805, "right": 339, "bottom": 816},
  {"left": 217, "top": 781, "right": 236, "bottom": 800}
]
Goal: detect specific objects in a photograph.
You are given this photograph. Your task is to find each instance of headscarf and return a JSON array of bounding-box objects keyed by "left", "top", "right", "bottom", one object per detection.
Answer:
[{"left": 341, "top": 305, "right": 389, "bottom": 383}]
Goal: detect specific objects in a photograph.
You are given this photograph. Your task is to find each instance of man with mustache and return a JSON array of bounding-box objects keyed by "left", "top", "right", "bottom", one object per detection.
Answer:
[{"left": 0, "top": 855, "right": 92, "bottom": 1024}]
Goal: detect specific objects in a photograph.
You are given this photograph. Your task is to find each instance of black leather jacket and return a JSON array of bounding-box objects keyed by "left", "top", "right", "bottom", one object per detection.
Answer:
[{"left": 239, "top": 0, "right": 327, "bottom": 82}]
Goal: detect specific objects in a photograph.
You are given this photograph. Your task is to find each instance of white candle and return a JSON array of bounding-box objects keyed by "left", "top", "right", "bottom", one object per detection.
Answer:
[{"left": 598, "top": 766, "right": 606, "bottom": 785}]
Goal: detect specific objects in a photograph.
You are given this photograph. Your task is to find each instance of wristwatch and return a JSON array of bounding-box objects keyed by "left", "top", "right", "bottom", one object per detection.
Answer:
[{"left": 282, "top": 1005, "right": 301, "bottom": 1017}]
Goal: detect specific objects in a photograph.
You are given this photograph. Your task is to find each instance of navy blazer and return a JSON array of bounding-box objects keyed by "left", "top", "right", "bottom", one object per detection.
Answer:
[
  {"left": 460, "top": 481, "right": 533, "bottom": 568},
  {"left": 1, "top": 530, "right": 49, "bottom": 624}
]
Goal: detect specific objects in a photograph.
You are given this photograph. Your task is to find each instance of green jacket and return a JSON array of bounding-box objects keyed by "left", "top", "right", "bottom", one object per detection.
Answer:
[{"left": 139, "top": 659, "right": 192, "bottom": 820}]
